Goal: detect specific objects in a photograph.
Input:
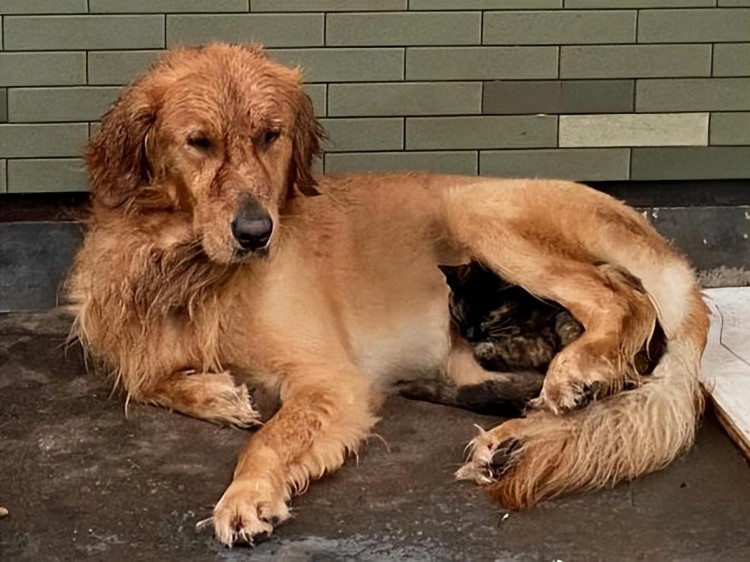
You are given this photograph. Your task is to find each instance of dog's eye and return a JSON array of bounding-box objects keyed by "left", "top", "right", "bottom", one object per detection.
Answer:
[
  {"left": 187, "top": 134, "right": 211, "bottom": 151},
  {"left": 262, "top": 130, "right": 281, "bottom": 147}
]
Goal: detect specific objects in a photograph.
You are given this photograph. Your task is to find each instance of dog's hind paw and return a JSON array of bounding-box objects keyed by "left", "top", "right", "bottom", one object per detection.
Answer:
[
  {"left": 456, "top": 420, "right": 525, "bottom": 486},
  {"left": 204, "top": 478, "right": 290, "bottom": 547},
  {"left": 214, "top": 381, "right": 262, "bottom": 428}
]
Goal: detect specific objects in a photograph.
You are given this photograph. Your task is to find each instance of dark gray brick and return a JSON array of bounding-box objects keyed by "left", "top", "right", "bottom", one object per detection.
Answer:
[
  {"left": 406, "top": 47, "right": 557, "bottom": 80},
  {"left": 0, "top": 0, "right": 86, "bottom": 13},
  {"left": 0, "top": 90, "right": 6, "bottom": 122},
  {"left": 411, "top": 0, "right": 561, "bottom": 7},
  {"left": 483, "top": 10, "right": 635, "bottom": 45},
  {"left": 480, "top": 148, "right": 629, "bottom": 180},
  {"left": 6, "top": 158, "right": 87, "bottom": 193},
  {"left": 636, "top": 78, "right": 750, "bottom": 111},
  {"left": 4, "top": 15, "right": 165, "bottom": 50},
  {"left": 90, "top": 0, "right": 248, "bottom": 12},
  {"left": 632, "top": 147, "right": 750, "bottom": 179},
  {"left": 713, "top": 44, "right": 750, "bottom": 77},
  {"left": 270, "top": 49, "right": 404, "bottom": 82},
  {"left": 0, "top": 52, "right": 86, "bottom": 87},
  {"left": 88, "top": 51, "right": 163, "bottom": 86},
  {"left": 167, "top": 14, "right": 323, "bottom": 48},
  {"left": 326, "top": 12, "right": 480, "bottom": 46},
  {"left": 710, "top": 113, "right": 750, "bottom": 145},
  {"left": 0, "top": 124, "right": 88, "bottom": 158},
  {"left": 320, "top": 118, "right": 403, "bottom": 152},
  {"left": 325, "top": 151, "right": 477, "bottom": 175},
  {"left": 406, "top": 116, "right": 557, "bottom": 150},
  {"left": 329, "top": 82, "right": 481, "bottom": 116},
  {"left": 639, "top": 9, "right": 750, "bottom": 43},
  {"left": 566, "top": 0, "right": 713, "bottom": 6},
  {"left": 483, "top": 80, "right": 633, "bottom": 114},
  {"left": 253, "top": 0, "right": 407, "bottom": 11},
  {"left": 561, "top": 45, "right": 711, "bottom": 78},
  {"left": 8, "top": 87, "right": 121, "bottom": 123}
]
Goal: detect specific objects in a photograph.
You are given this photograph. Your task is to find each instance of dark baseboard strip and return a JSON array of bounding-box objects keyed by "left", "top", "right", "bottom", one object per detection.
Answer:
[
  {"left": 1, "top": 179, "right": 749, "bottom": 222},
  {"left": 0, "top": 192, "right": 89, "bottom": 222},
  {"left": 588, "top": 179, "right": 750, "bottom": 208}
]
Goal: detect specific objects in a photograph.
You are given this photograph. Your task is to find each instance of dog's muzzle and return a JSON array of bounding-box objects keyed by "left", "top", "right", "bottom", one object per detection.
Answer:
[{"left": 231, "top": 196, "right": 273, "bottom": 253}]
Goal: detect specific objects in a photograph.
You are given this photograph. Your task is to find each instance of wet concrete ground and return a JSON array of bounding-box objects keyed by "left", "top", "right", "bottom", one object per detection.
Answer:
[{"left": 1, "top": 310, "right": 749, "bottom": 561}]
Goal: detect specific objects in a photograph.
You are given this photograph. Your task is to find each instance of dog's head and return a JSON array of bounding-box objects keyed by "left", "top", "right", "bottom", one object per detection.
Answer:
[{"left": 87, "top": 43, "right": 324, "bottom": 264}]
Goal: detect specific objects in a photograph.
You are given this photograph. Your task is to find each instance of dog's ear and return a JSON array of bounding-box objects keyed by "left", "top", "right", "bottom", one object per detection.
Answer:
[
  {"left": 289, "top": 91, "right": 325, "bottom": 197},
  {"left": 86, "top": 79, "right": 157, "bottom": 209}
]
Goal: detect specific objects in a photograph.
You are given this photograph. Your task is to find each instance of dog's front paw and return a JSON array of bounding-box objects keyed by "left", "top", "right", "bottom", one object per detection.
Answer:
[{"left": 201, "top": 479, "right": 290, "bottom": 547}]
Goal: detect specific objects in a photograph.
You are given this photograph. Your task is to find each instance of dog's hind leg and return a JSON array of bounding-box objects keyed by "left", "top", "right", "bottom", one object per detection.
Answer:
[
  {"left": 209, "top": 363, "right": 378, "bottom": 546},
  {"left": 444, "top": 187, "right": 658, "bottom": 414},
  {"left": 137, "top": 370, "right": 261, "bottom": 428}
]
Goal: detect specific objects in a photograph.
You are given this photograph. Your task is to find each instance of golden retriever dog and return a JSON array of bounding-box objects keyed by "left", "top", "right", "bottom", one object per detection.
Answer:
[{"left": 67, "top": 44, "right": 710, "bottom": 547}]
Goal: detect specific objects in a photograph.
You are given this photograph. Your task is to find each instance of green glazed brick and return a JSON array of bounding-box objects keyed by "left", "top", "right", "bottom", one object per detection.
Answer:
[
  {"left": 270, "top": 49, "right": 404, "bottom": 82},
  {"left": 406, "top": 47, "right": 557, "bottom": 80},
  {"left": 636, "top": 79, "right": 750, "bottom": 112},
  {"left": 8, "top": 87, "right": 121, "bottom": 123},
  {"left": 329, "top": 82, "right": 481, "bottom": 117},
  {"left": 0, "top": 124, "right": 88, "bottom": 158},
  {"left": 483, "top": 80, "right": 633, "bottom": 114},
  {"left": 304, "top": 84, "right": 327, "bottom": 117},
  {"left": 566, "top": 0, "right": 712, "bottom": 6},
  {"left": 719, "top": 0, "right": 750, "bottom": 5},
  {"left": 7, "top": 158, "right": 87, "bottom": 193},
  {"left": 325, "top": 151, "right": 477, "bottom": 175},
  {"left": 713, "top": 44, "right": 750, "bottom": 77},
  {"left": 480, "top": 148, "right": 629, "bottom": 181},
  {"left": 320, "top": 118, "right": 403, "bottom": 152},
  {"left": 4, "top": 15, "right": 165, "bottom": 50},
  {"left": 561, "top": 45, "right": 711, "bottom": 79},
  {"left": 90, "top": 0, "right": 248, "bottom": 13},
  {"left": 483, "top": 10, "right": 635, "bottom": 45},
  {"left": 0, "top": 90, "right": 6, "bottom": 122},
  {"left": 88, "top": 51, "right": 163, "bottom": 86},
  {"left": 326, "top": 12, "right": 480, "bottom": 46},
  {"left": 639, "top": 9, "right": 750, "bottom": 43},
  {"left": 406, "top": 116, "right": 557, "bottom": 150},
  {"left": 559, "top": 113, "right": 708, "bottom": 147},
  {"left": 167, "top": 14, "right": 323, "bottom": 48},
  {"left": 710, "top": 113, "right": 750, "bottom": 145},
  {"left": 0, "top": 160, "right": 6, "bottom": 193},
  {"left": 0, "top": 52, "right": 86, "bottom": 87},
  {"left": 410, "top": 0, "right": 561, "bottom": 8},
  {"left": 631, "top": 147, "right": 750, "bottom": 179},
  {"left": 0, "top": 0, "right": 86, "bottom": 13},
  {"left": 253, "top": 0, "right": 407, "bottom": 11}
]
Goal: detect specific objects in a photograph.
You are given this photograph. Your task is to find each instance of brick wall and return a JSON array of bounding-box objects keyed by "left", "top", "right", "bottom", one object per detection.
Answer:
[{"left": 1, "top": 0, "right": 749, "bottom": 194}]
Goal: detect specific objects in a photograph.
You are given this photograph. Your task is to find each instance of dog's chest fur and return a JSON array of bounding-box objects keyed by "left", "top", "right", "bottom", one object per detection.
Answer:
[{"left": 346, "top": 283, "right": 452, "bottom": 385}]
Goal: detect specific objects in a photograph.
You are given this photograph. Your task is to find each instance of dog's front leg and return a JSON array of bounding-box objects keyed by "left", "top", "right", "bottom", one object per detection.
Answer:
[{"left": 209, "top": 364, "right": 377, "bottom": 546}]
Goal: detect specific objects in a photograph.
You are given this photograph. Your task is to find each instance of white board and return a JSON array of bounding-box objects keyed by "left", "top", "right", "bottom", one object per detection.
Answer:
[{"left": 701, "top": 287, "right": 750, "bottom": 460}]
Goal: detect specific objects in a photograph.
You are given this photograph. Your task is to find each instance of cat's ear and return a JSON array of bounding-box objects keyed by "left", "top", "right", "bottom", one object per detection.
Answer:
[{"left": 438, "top": 264, "right": 471, "bottom": 290}]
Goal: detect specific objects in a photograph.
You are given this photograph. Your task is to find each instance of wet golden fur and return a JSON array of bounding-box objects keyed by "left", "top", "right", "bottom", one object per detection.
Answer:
[{"left": 68, "top": 44, "right": 710, "bottom": 546}]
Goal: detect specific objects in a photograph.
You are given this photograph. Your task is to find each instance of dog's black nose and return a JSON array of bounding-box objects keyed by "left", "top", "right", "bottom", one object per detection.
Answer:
[{"left": 231, "top": 198, "right": 273, "bottom": 251}]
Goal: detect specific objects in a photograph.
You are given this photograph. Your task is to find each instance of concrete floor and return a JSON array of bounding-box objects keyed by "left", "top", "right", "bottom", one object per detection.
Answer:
[{"left": 1, "top": 310, "right": 749, "bottom": 562}]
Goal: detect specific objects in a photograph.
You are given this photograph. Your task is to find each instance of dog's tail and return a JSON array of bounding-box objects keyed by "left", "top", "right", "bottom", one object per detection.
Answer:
[{"left": 486, "top": 198, "right": 711, "bottom": 509}]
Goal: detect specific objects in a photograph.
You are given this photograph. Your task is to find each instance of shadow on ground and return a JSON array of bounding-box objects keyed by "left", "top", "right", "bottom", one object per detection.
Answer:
[{"left": 1, "top": 310, "right": 749, "bottom": 561}]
